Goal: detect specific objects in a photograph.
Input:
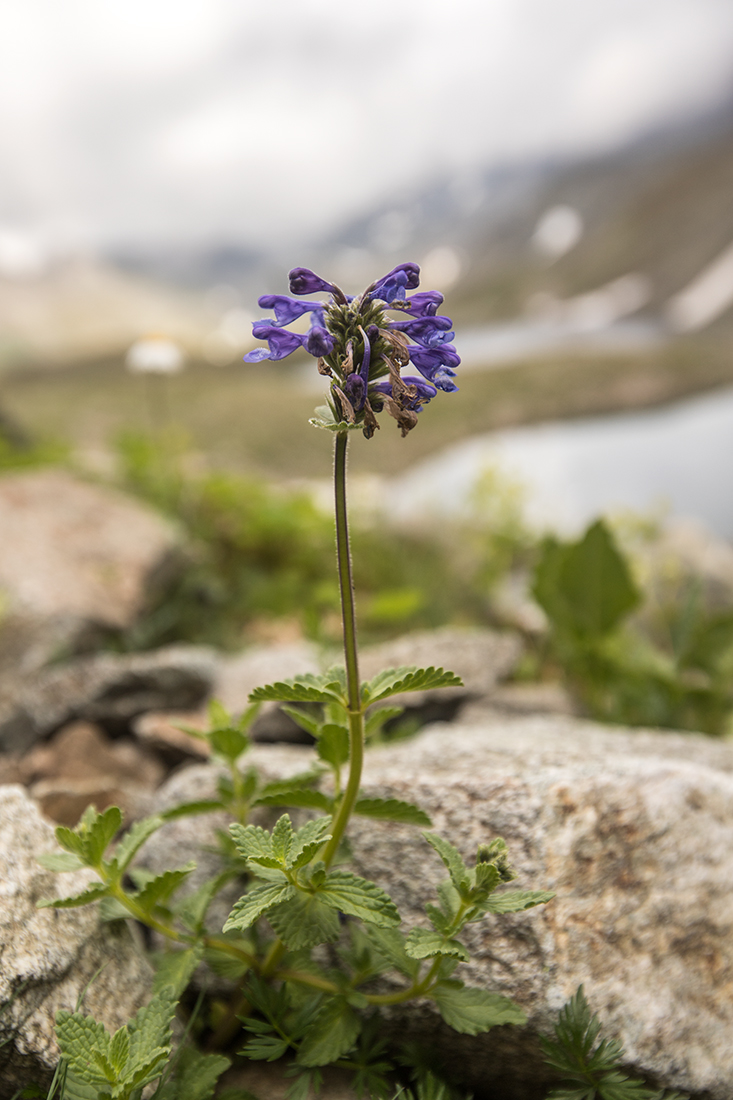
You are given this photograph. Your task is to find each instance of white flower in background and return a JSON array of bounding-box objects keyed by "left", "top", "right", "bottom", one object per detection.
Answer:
[{"left": 125, "top": 335, "right": 184, "bottom": 374}]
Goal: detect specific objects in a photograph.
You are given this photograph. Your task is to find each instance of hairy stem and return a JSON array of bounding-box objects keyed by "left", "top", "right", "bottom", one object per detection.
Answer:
[{"left": 321, "top": 431, "right": 365, "bottom": 868}]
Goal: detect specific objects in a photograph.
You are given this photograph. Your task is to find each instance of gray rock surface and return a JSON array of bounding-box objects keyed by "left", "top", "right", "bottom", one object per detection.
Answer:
[
  {"left": 0, "top": 469, "right": 179, "bottom": 628},
  {"left": 0, "top": 785, "right": 154, "bottom": 1091},
  {"left": 0, "top": 644, "right": 217, "bottom": 753},
  {"left": 142, "top": 717, "right": 733, "bottom": 1100}
]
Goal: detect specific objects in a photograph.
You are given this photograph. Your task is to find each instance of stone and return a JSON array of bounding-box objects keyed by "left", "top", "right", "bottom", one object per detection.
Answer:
[
  {"left": 0, "top": 644, "right": 217, "bottom": 754},
  {"left": 0, "top": 785, "right": 154, "bottom": 1092},
  {"left": 0, "top": 469, "right": 180, "bottom": 629},
  {"left": 139, "top": 718, "right": 733, "bottom": 1100}
]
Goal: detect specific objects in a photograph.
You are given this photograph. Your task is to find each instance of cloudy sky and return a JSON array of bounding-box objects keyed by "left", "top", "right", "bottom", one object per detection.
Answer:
[{"left": 1, "top": 0, "right": 733, "bottom": 252}]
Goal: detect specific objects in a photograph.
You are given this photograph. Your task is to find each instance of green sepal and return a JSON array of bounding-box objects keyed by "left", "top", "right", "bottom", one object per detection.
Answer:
[
  {"left": 223, "top": 882, "right": 295, "bottom": 932},
  {"left": 405, "top": 928, "right": 469, "bottom": 962},
  {"left": 320, "top": 871, "right": 400, "bottom": 927},
  {"left": 363, "top": 666, "right": 463, "bottom": 705},
  {"left": 423, "top": 832, "right": 471, "bottom": 894},
  {"left": 483, "top": 889, "right": 556, "bottom": 914},
  {"left": 38, "top": 882, "right": 109, "bottom": 909},
  {"left": 296, "top": 997, "right": 361, "bottom": 1067},
  {"left": 249, "top": 672, "right": 346, "bottom": 705},
  {"left": 267, "top": 892, "right": 341, "bottom": 949},
  {"left": 432, "top": 981, "right": 526, "bottom": 1034},
  {"left": 354, "top": 797, "right": 431, "bottom": 827}
]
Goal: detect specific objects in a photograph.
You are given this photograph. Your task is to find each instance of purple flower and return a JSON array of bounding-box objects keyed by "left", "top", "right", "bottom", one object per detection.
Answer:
[
  {"left": 394, "top": 290, "right": 444, "bottom": 317},
  {"left": 305, "top": 322, "right": 334, "bottom": 357},
  {"left": 258, "top": 294, "right": 326, "bottom": 326},
  {"left": 288, "top": 267, "right": 336, "bottom": 296},
  {"left": 369, "top": 262, "right": 421, "bottom": 304},
  {"left": 373, "top": 375, "right": 438, "bottom": 411},
  {"left": 407, "top": 344, "right": 460, "bottom": 379},
  {"left": 244, "top": 321, "right": 305, "bottom": 362},
  {"left": 388, "top": 316, "right": 455, "bottom": 348}
]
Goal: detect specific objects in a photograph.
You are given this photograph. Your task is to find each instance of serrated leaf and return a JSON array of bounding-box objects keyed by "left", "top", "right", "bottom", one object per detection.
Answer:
[
  {"left": 267, "top": 891, "right": 340, "bottom": 949},
  {"left": 159, "top": 799, "right": 224, "bottom": 821},
  {"left": 279, "top": 704, "right": 323, "bottom": 738},
  {"left": 54, "top": 825, "right": 88, "bottom": 860},
  {"left": 317, "top": 723, "right": 350, "bottom": 769},
  {"left": 229, "top": 823, "right": 275, "bottom": 863},
  {"left": 108, "top": 1028, "right": 130, "bottom": 1074},
  {"left": 405, "top": 928, "right": 469, "bottom": 961},
  {"left": 297, "top": 998, "right": 360, "bottom": 1067},
  {"left": 363, "top": 926, "right": 420, "bottom": 979},
  {"left": 38, "top": 882, "right": 109, "bottom": 909},
  {"left": 110, "top": 815, "right": 165, "bottom": 874},
  {"left": 152, "top": 947, "right": 204, "bottom": 996},
  {"left": 223, "top": 882, "right": 294, "bottom": 932},
  {"left": 37, "top": 851, "right": 85, "bottom": 872},
  {"left": 321, "top": 871, "right": 400, "bottom": 927},
  {"left": 287, "top": 817, "right": 332, "bottom": 870},
  {"left": 98, "top": 896, "right": 131, "bottom": 922},
  {"left": 209, "top": 726, "right": 249, "bottom": 761},
  {"left": 171, "top": 1048, "right": 231, "bottom": 1100},
  {"left": 484, "top": 889, "right": 556, "bottom": 914},
  {"left": 254, "top": 788, "right": 333, "bottom": 812},
  {"left": 354, "top": 797, "right": 431, "bottom": 827},
  {"left": 249, "top": 673, "right": 345, "bottom": 705},
  {"left": 474, "top": 861, "right": 501, "bottom": 895},
  {"left": 135, "top": 864, "right": 196, "bottom": 912},
  {"left": 364, "top": 705, "right": 404, "bottom": 738},
  {"left": 242, "top": 1034, "right": 290, "bottom": 1061},
  {"left": 126, "top": 987, "right": 176, "bottom": 1085},
  {"left": 432, "top": 982, "right": 526, "bottom": 1034},
  {"left": 423, "top": 832, "right": 470, "bottom": 894},
  {"left": 364, "top": 666, "right": 463, "bottom": 705},
  {"left": 425, "top": 902, "right": 451, "bottom": 934},
  {"left": 85, "top": 806, "right": 123, "bottom": 867},
  {"left": 56, "top": 1011, "right": 112, "bottom": 1089},
  {"left": 271, "top": 814, "right": 294, "bottom": 862},
  {"left": 59, "top": 1071, "right": 99, "bottom": 1100}
]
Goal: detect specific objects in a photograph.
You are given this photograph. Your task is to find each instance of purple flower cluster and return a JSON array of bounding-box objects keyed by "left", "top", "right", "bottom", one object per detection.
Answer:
[{"left": 244, "top": 262, "right": 459, "bottom": 437}]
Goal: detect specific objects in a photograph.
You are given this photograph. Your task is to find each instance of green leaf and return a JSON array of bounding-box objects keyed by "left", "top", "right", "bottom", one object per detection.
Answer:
[
  {"left": 229, "top": 823, "right": 275, "bottom": 863},
  {"left": 108, "top": 1027, "right": 130, "bottom": 1075},
  {"left": 242, "top": 1034, "right": 291, "bottom": 1061},
  {"left": 135, "top": 864, "right": 197, "bottom": 912},
  {"left": 98, "top": 897, "right": 131, "bottom": 922},
  {"left": 317, "top": 723, "right": 350, "bottom": 769},
  {"left": 484, "top": 889, "right": 556, "bottom": 914},
  {"left": 209, "top": 725, "right": 249, "bottom": 761},
  {"left": 37, "top": 851, "right": 85, "bottom": 872},
  {"left": 204, "top": 941, "right": 252, "bottom": 982},
  {"left": 432, "top": 982, "right": 526, "bottom": 1035},
  {"left": 321, "top": 870, "right": 400, "bottom": 927},
  {"left": 159, "top": 800, "right": 224, "bottom": 821},
  {"left": 363, "top": 927, "right": 420, "bottom": 980},
  {"left": 354, "top": 797, "right": 431, "bottom": 827},
  {"left": 297, "top": 998, "right": 361, "bottom": 1067},
  {"left": 364, "top": 705, "right": 404, "bottom": 738},
  {"left": 405, "top": 929, "right": 469, "bottom": 962},
  {"left": 85, "top": 806, "right": 123, "bottom": 867},
  {"left": 176, "top": 872, "right": 232, "bottom": 932},
  {"left": 533, "top": 520, "right": 640, "bottom": 639},
  {"left": 279, "top": 704, "right": 323, "bottom": 738},
  {"left": 223, "top": 882, "right": 294, "bottom": 932},
  {"left": 125, "top": 986, "right": 176, "bottom": 1087},
  {"left": 423, "top": 832, "right": 470, "bottom": 894},
  {"left": 171, "top": 1048, "right": 231, "bottom": 1100},
  {"left": 267, "top": 891, "right": 341, "bottom": 949},
  {"left": 249, "top": 673, "right": 346, "bottom": 705},
  {"left": 152, "top": 947, "right": 204, "bottom": 997},
  {"left": 364, "top": 666, "right": 463, "bottom": 705},
  {"left": 111, "top": 815, "right": 165, "bottom": 874},
  {"left": 309, "top": 405, "right": 361, "bottom": 433},
  {"left": 254, "top": 788, "right": 332, "bottom": 812},
  {"left": 287, "top": 817, "right": 332, "bottom": 870},
  {"left": 55, "top": 1011, "right": 113, "bottom": 1089},
  {"left": 271, "top": 814, "right": 294, "bottom": 863},
  {"left": 38, "top": 882, "right": 109, "bottom": 909}
]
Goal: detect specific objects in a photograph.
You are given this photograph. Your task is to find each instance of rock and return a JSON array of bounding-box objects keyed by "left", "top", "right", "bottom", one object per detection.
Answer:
[
  {"left": 0, "top": 469, "right": 180, "bottom": 629},
  {"left": 133, "top": 709, "right": 212, "bottom": 765},
  {"left": 360, "top": 627, "right": 522, "bottom": 717},
  {"left": 0, "top": 644, "right": 217, "bottom": 754},
  {"left": 142, "top": 718, "right": 733, "bottom": 1100},
  {"left": 0, "top": 785, "right": 154, "bottom": 1091}
]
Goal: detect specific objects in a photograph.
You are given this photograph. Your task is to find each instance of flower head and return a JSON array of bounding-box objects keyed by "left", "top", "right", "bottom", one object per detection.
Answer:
[{"left": 244, "top": 262, "right": 459, "bottom": 437}]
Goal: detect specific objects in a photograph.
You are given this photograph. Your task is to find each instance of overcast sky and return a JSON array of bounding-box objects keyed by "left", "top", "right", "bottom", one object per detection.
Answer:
[{"left": 1, "top": 0, "right": 733, "bottom": 252}]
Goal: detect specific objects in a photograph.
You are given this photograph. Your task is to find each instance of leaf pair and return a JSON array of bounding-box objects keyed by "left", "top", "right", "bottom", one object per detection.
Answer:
[{"left": 249, "top": 664, "right": 463, "bottom": 708}]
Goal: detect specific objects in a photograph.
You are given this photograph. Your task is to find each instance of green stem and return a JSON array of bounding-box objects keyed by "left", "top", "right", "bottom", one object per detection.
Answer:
[{"left": 321, "top": 431, "right": 364, "bottom": 869}]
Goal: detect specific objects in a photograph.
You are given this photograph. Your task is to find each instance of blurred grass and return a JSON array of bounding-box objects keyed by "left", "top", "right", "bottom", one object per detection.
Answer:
[{"left": 2, "top": 335, "right": 733, "bottom": 479}]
